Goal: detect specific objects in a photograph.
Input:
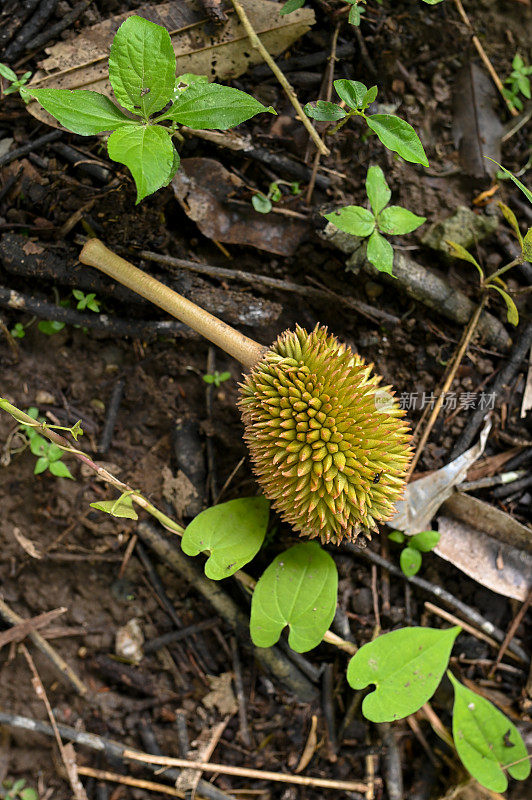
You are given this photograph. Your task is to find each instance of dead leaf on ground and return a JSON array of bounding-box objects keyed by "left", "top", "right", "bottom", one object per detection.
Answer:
[
  {"left": 12, "top": 526, "right": 43, "bottom": 559},
  {"left": 172, "top": 157, "right": 309, "bottom": 255},
  {"left": 202, "top": 671, "right": 238, "bottom": 716},
  {"left": 465, "top": 447, "right": 521, "bottom": 482},
  {"left": 161, "top": 465, "right": 199, "bottom": 518},
  {"left": 26, "top": 0, "right": 315, "bottom": 127},
  {"left": 452, "top": 62, "right": 504, "bottom": 178},
  {"left": 441, "top": 492, "right": 532, "bottom": 553}
]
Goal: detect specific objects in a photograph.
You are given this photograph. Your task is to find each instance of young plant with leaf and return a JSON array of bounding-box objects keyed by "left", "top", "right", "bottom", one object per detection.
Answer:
[
  {"left": 21, "top": 16, "right": 275, "bottom": 203},
  {"left": 324, "top": 165, "right": 426, "bottom": 275},
  {"left": 305, "top": 79, "right": 429, "bottom": 168},
  {"left": 0, "top": 63, "right": 32, "bottom": 95}
]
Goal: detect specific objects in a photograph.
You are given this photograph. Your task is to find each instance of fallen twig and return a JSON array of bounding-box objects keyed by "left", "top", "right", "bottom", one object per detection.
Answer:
[
  {"left": 0, "top": 607, "right": 66, "bottom": 649},
  {"left": 0, "top": 129, "right": 62, "bottom": 168}
]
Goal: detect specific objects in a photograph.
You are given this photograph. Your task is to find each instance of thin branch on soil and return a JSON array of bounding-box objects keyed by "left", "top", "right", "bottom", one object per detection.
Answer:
[
  {"left": 231, "top": 637, "right": 252, "bottom": 748},
  {"left": 343, "top": 543, "right": 528, "bottom": 662},
  {"left": 0, "top": 597, "right": 87, "bottom": 696},
  {"left": 452, "top": 0, "right": 519, "bottom": 116},
  {"left": 73, "top": 767, "right": 191, "bottom": 799},
  {"left": 135, "top": 248, "right": 400, "bottom": 325},
  {"left": 380, "top": 722, "right": 403, "bottom": 800},
  {"left": 489, "top": 586, "right": 532, "bottom": 677},
  {"left": 229, "top": 0, "right": 329, "bottom": 156},
  {"left": 0, "top": 607, "right": 66, "bottom": 649},
  {"left": 21, "top": 644, "right": 88, "bottom": 800},
  {"left": 0, "top": 129, "right": 62, "bottom": 168},
  {"left": 23, "top": 0, "right": 91, "bottom": 55},
  {"left": 322, "top": 663, "right": 338, "bottom": 761},
  {"left": 407, "top": 297, "right": 487, "bottom": 478}
]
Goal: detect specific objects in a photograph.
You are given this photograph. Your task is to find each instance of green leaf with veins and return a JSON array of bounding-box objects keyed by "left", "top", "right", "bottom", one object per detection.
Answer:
[
  {"left": 449, "top": 673, "right": 530, "bottom": 792},
  {"left": 324, "top": 206, "right": 375, "bottom": 237},
  {"left": 366, "top": 165, "right": 391, "bottom": 215},
  {"left": 367, "top": 229, "right": 395, "bottom": 274},
  {"left": 108, "top": 15, "right": 176, "bottom": 118},
  {"left": 378, "top": 206, "right": 426, "bottom": 235},
  {"left": 304, "top": 101, "right": 346, "bottom": 121},
  {"left": 250, "top": 542, "right": 338, "bottom": 652},
  {"left": 362, "top": 85, "right": 378, "bottom": 107},
  {"left": 347, "top": 626, "right": 461, "bottom": 722},
  {"left": 0, "top": 63, "right": 17, "bottom": 82},
  {"left": 181, "top": 496, "right": 270, "bottom": 580},
  {"left": 366, "top": 114, "right": 429, "bottom": 166},
  {"left": 165, "top": 82, "right": 274, "bottom": 129},
  {"left": 21, "top": 88, "right": 134, "bottom": 135},
  {"left": 90, "top": 494, "right": 139, "bottom": 519},
  {"left": 107, "top": 124, "right": 174, "bottom": 203},
  {"left": 333, "top": 78, "right": 368, "bottom": 110}
]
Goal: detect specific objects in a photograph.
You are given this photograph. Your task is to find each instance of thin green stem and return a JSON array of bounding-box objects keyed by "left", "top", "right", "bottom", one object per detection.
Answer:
[
  {"left": 485, "top": 256, "right": 523, "bottom": 284},
  {"left": 327, "top": 109, "right": 356, "bottom": 136}
]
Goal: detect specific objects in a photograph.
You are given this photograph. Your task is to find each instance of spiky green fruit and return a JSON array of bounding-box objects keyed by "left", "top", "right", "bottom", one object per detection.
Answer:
[{"left": 238, "top": 325, "right": 412, "bottom": 544}]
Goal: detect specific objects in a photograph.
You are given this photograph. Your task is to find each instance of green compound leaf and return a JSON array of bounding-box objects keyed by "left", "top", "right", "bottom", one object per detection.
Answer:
[
  {"left": 449, "top": 673, "right": 531, "bottom": 792},
  {"left": 324, "top": 206, "right": 375, "bottom": 237},
  {"left": 90, "top": 494, "right": 139, "bottom": 520},
  {"left": 304, "top": 101, "right": 346, "bottom": 121},
  {"left": 347, "top": 626, "right": 461, "bottom": 722},
  {"left": 378, "top": 206, "right": 426, "bottom": 235},
  {"left": 366, "top": 114, "right": 429, "bottom": 166},
  {"left": 250, "top": 542, "right": 338, "bottom": 653},
  {"left": 166, "top": 82, "right": 275, "bottom": 129},
  {"left": 21, "top": 88, "right": 134, "bottom": 135},
  {"left": 280, "top": 0, "right": 306, "bottom": 13},
  {"left": 109, "top": 15, "right": 176, "bottom": 118},
  {"left": 48, "top": 460, "right": 74, "bottom": 479},
  {"left": 409, "top": 530, "right": 440, "bottom": 552},
  {"left": 400, "top": 546, "right": 422, "bottom": 576},
  {"left": 367, "top": 229, "right": 395, "bottom": 275},
  {"left": 181, "top": 496, "right": 270, "bottom": 580},
  {"left": 107, "top": 124, "right": 174, "bottom": 203},
  {"left": 489, "top": 285, "right": 519, "bottom": 327},
  {"left": 333, "top": 79, "right": 368, "bottom": 110},
  {"left": 366, "top": 165, "right": 391, "bottom": 215}
]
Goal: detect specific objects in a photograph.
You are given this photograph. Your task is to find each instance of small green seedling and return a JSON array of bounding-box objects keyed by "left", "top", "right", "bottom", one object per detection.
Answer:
[
  {"left": 252, "top": 180, "right": 301, "bottom": 213},
  {"left": 202, "top": 370, "right": 231, "bottom": 387},
  {"left": 38, "top": 320, "right": 65, "bottom": 335},
  {"left": 10, "top": 322, "right": 26, "bottom": 339},
  {"left": 447, "top": 174, "right": 532, "bottom": 327},
  {"left": 503, "top": 53, "right": 532, "bottom": 112},
  {"left": 72, "top": 289, "right": 100, "bottom": 312},
  {"left": 324, "top": 165, "right": 426, "bottom": 275},
  {"left": 3, "top": 778, "right": 38, "bottom": 800},
  {"left": 21, "top": 16, "right": 275, "bottom": 203},
  {"left": 388, "top": 529, "right": 440, "bottom": 576},
  {"left": 20, "top": 408, "right": 74, "bottom": 479},
  {"left": 0, "top": 63, "right": 32, "bottom": 96},
  {"left": 347, "top": 626, "right": 531, "bottom": 791},
  {"left": 305, "top": 79, "right": 428, "bottom": 167}
]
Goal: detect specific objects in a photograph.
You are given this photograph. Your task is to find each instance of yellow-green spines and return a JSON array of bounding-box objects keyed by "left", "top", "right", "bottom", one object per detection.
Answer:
[{"left": 238, "top": 325, "right": 412, "bottom": 544}]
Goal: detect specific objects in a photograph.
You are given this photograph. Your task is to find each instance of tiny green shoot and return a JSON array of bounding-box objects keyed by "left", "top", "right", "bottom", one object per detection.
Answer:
[
  {"left": 72, "top": 289, "right": 100, "bottom": 312},
  {"left": 503, "top": 53, "right": 532, "bottom": 112},
  {"left": 10, "top": 322, "right": 26, "bottom": 339},
  {"left": 0, "top": 63, "right": 32, "bottom": 95},
  {"left": 389, "top": 529, "right": 440, "bottom": 576},
  {"left": 202, "top": 370, "right": 231, "bottom": 387}
]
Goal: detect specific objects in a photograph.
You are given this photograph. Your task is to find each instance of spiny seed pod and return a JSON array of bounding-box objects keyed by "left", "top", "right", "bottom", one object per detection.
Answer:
[{"left": 238, "top": 325, "right": 412, "bottom": 544}]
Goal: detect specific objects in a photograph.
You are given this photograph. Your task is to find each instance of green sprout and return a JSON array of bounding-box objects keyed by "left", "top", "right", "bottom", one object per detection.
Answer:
[
  {"left": 324, "top": 165, "right": 426, "bottom": 275},
  {"left": 72, "top": 289, "right": 100, "bottom": 312},
  {"left": 0, "top": 63, "right": 32, "bottom": 96},
  {"left": 3, "top": 778, "right": 38, "bottom": 800},
  {"left": 10, "top": 322, "right": 26, "bottom": 339},
  {"left": 19, "top": 407, "right": 76, "bottom": 479},
  {"left": 203, "top": 370, "right": 232, "bottom": 387},
  {"left": 503, "top": 53, "right": 532, "bottom": 112},
  {"left": 388, "top": 529, "right": 440, "bottom": 576},
  {"left": 252, "top": 180, "right": 301, "bottom": 214}
]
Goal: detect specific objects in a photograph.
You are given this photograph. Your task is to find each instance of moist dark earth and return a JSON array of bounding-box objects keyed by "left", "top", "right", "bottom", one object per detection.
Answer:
[{"left": 0, "top": 1, "right": 531, "bottom": 798}]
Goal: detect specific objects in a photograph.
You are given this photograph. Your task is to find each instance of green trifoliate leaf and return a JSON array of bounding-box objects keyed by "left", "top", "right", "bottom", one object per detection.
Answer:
[
  {"left": 448, "top": 673, "right": 531, "bottom": 792},
  {"left": 0, "top": 63, "right": 17, "bottom": 82},
  {"left": 489, "top": 285, "right": 519, "bottom": 326},
  {"left": 366, "top": 165, "right": 391, "bottom": 215},
  {"left": 90, "top": 494, "right": 138, "bottom": 520},
  {"left": 367, "top": 229, "right": 394, "bottom": 274},
  {"left": 347, "top": 626, "right": 461, "bottom": 722},
  {"left": 166, "top": 82, "right": 274, "bottom": 129},
  {"left": 109, "top": 15, "right": 176, "bottom": 118},
  {"left": 48, "top": 460, "right": 74, "bottom": 479},
  {"left": 250, "top": 542, "right": 338, "bottom": 652},
  {"left": 378, "top": 206, "right": 426, "bottom": 235},
  {"left": 498, "top": 202, "right": 523, "bottom": 246},
  {"left": 304, "top": 101, "right": 346, "bottom": 121},
  {"left": 280, "top": 0, "right": 306, "bottom": 13},
  {"left": 333, "top": 79, "right": 368, "bottom": 110},
  {"left": 21, "top": 88, "right": 134, "bottom": 135},
  {"left": 446, "top": 240, "right": 484, "bottom": 280},
  {"left": 366, "top": 114, "right": 429, "bottom": 166},
  {"left": 324, "top": 206, "right": 375, "bottom": 237},
  {"left": 409, "top": 530, "right": 440, "bottom": 552},
  {"left": 181, "top": 496, "right": 270, "bottom": 580},
  {"left": 107, "top": 124, "right": 174, "bottom": 203},
  {"left": 400, "top": 546, "right": 422, "bottom": 576}
]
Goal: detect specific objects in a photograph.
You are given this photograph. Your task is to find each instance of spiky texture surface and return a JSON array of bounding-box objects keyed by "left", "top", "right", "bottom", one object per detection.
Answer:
[{"left": 238, "top": 325, "right": 412, "bottom": 544}]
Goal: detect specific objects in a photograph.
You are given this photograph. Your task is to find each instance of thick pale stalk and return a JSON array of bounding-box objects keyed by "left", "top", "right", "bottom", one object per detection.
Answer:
[{"left": 79, "top": 239, "right": 265, "bottom": 370}]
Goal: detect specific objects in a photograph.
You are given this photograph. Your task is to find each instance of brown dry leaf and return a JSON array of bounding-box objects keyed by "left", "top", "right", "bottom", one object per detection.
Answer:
[
  {"left": 172, "top": 157, "right": 309, "bottom": 255},
  {"left": 441, "top": 492, "right": 532, "bottom": 553},
  {"left": 202, "top": 672, "right": 238, "bottom": 716},
  {"left": 26, "top": 0, "right": 315, "bottom": 127},
  {"left": 12, "top": 526, "right": 43, "bottom": 559},
  {"left": 465, "top": 448, "right": 521, "bottom": 482},
  {"left": 435, "top": 512, "right": 532, "bottom": 601}
]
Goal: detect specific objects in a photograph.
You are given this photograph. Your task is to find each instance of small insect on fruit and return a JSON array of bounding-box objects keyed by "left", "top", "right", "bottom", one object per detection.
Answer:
[{"left": 373, "top": 472, "right": 382, "bottom": 484}]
